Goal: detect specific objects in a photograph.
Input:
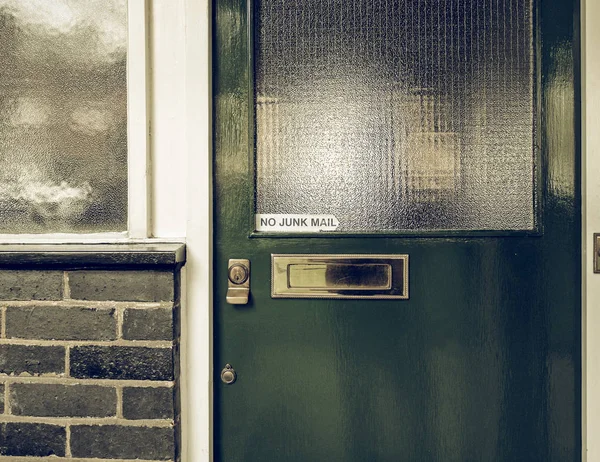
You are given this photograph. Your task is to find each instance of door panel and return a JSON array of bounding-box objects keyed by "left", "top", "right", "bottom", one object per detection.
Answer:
[{"left": 213, "top": 0, "right": 580, "bottom": 460}]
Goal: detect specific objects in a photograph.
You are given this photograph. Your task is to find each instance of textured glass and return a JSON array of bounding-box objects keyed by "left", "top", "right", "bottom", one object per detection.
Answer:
[
  {"left": 0, "top": 0, "right": 127, "bottom": 233},
  {"left": 255, "top": 0, "right": 535, "bottom": 231}
]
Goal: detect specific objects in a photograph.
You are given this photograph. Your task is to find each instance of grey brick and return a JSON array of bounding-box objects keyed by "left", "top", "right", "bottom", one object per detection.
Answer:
[
  {"left": 0, "top": 271, "right": 63, "bottom": 301},
  {"left": 0, "top": 384, "right": 4, "bottom": 413},
  {"left": 123, "top": 307, "right": 174, "bottom": 341},
  {"left": 68, "top": 270, "right": 174, "bottom": 302},
  {"left": 0, "top": 345, "right": 64, "bottom": 376},
  {"left": 10, "top": 383, "right": 116, "bottom": 418},
  {"left": 0, "top": 423, "right": 65, "bottom": 456},
  {"left": 6, "top": 306, "right": 116, "bottom": 341},
  {"left": 70, "top": 425, "right": 174, "bottom": 460},
  {"left": 123, "top": 387, "right": 174, "bottom": 420},
  {"left": 70, "top": 346, "right": 174, "bottom": 381}
]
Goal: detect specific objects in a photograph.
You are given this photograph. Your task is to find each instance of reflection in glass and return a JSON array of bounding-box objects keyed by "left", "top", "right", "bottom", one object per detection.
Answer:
[
  {"left": 255, "top": 0, "right": 535, "bottom": 231},
  {"left": 0, "top": 0, "right": 127, "bottom": 233}
]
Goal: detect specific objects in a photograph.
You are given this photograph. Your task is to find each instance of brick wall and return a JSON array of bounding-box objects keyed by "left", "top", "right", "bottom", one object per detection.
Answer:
[{"left": 0, "top": 264, "right": 181, "bottom": 461}]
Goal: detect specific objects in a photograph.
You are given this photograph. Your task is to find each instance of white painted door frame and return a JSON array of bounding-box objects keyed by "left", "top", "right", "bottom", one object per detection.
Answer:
[
  {"left": 181, "top": 0, "right": 597, "bottom": 460},
  {"left": 583, "top": 1, "right": 599, "bottom": 460},
  {"left": 181, "top": 0, "right": 212, "bottom": 460}
]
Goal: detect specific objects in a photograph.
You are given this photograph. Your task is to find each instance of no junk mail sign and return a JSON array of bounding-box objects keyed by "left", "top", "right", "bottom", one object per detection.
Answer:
[{"left": 255, "top": 214, "right": 339, "bottom": 232}]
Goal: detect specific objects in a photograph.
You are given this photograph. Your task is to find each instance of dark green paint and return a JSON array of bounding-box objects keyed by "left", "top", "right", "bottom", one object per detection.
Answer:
[{"left": 213, "top": 0, "right": 581, "bottom": 460}]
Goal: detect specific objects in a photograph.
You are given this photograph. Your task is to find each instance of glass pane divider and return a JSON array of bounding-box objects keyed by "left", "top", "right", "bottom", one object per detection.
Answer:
[{"left": 127, "top": 0, "right": 151, "bottom": 239}]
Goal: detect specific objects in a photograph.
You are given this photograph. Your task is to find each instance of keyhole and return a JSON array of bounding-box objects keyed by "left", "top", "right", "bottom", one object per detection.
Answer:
[{"left": 228, "top": 264, "right": 249, "bottom": 285}]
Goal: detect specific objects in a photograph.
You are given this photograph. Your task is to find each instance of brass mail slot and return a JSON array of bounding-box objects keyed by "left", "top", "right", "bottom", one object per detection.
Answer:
[
  {"left": 272, "top": 254, "right": 408, "bottom": 299},
  {"left": 289, "top": 263, "right": 392, "bottom": 290}
]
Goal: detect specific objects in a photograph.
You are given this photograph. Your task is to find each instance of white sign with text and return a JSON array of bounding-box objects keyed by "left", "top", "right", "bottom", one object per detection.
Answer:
[{"left": 255, "top": 214, "right": 339, "bottom": 232}]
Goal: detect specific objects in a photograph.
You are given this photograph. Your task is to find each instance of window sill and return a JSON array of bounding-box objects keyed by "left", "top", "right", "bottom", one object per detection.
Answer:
[{"left": 0, "top": 243, "right": 186, "bottom": 270}]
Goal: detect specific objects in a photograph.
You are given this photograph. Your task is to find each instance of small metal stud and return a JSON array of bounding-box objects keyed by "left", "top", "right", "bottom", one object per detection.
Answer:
[{"left": 221, "top": 364, "right": 237, "bottom": 384}]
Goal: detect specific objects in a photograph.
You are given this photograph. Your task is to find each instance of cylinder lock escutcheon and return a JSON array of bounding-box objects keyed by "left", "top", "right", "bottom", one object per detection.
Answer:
[{"left": 226, "top": 259, "right": 250, "bottom": 305}]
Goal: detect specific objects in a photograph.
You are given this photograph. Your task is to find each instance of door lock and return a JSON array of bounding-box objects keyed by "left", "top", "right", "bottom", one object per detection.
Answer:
[
  {"left": 229, "top": 264, "right": 249, "bottom": 284},
  {"left": 226, "top": 259, "right": 250, "bottom": 304}
]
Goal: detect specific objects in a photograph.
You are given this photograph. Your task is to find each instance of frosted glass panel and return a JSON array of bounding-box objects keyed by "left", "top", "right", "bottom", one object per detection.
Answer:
[
  {"left": 255, "top": 0, "right": 535, "bottom": 231},
  {"left": 0, "top": 0, "right": 127, "bottom": 233}
]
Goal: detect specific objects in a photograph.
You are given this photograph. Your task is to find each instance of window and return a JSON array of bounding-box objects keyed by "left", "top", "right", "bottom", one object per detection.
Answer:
[
  {"left": 0, "top": 0, "right": 128, "bottom": 234},
  {"left": 254, "top": 0, "right": 536, "bottom": 232}
]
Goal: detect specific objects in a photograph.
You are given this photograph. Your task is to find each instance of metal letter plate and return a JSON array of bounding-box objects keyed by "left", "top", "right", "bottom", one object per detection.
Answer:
[{"left": 272, "top": 254, "right": 408, "bottom": 299}]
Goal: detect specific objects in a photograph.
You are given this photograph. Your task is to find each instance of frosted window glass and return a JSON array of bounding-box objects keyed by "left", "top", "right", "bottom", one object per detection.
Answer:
[
  {"left": 255, "top": 0, "right": 535, "bottom": 231},
  {"left": 0, "top": 0, "right": 127, "bottom": 233}
]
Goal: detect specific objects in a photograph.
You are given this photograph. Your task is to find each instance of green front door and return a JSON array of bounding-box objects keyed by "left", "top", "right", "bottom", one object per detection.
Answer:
[{"left": 213, "top": 0, "right": 581, "bottom": 460}]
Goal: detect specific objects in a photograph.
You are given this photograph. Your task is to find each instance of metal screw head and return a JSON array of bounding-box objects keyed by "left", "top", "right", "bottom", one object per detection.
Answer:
[
  {"left": 221, "top": 364, "right": 237, "bottom": 384},
  {"left": 228, "top": 264, "right": 249, "bottom": 285}
]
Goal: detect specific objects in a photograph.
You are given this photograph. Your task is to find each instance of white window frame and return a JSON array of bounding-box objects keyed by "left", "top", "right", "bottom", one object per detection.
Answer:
[
  {"left": 127, "top": 0, "right": 152, "bottom": 239},
  {"left": 0, "top": 0, "right": 159, "bottom": 243}
]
